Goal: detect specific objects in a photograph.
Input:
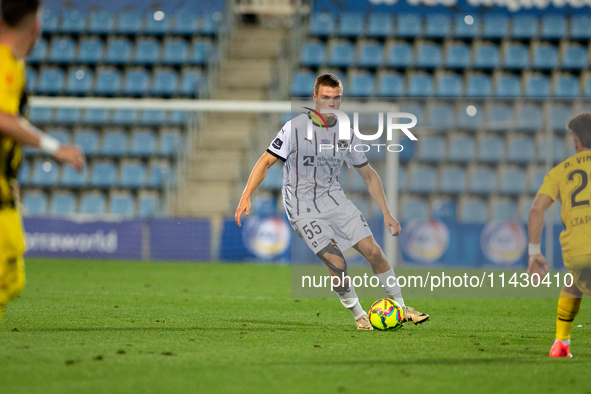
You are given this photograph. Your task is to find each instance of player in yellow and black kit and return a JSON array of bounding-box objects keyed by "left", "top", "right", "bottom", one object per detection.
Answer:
[
  {"left": 528, "top": 112, "right": 591, "bottom": 358},
  {"left": 0, "top": 0, "right": 85, "bottom": 322}
]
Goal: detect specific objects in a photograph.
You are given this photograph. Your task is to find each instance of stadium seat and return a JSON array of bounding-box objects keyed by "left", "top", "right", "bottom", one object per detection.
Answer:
[
  {"left": 123, "top": 69, "right": 150, "bottom": 96},
  {"left": 400, "top": 103, "right": 425, "bottom": 127},
  {"left": 386, "top": 42, "right": 412, "bottom": 68},
  {"left": 396, "top": 14, "right": 422, "bottom": 38},
  {"left": 190, "top": 40, "right": 211, "bottom": 65},
  {"left": 37, "top": 67, "right": 64, "bottom": 95},
  {"left": 105, "top": 38, "right": 132, "bottom": 64},
  {"left": 440, "top": 167, "right": 467, "bottom": 194},
  {"left": 134, "top": 38, "right": 161, "bottom": 65},
  {"left": 585, "top": 77, "right": 591, "bottom": 98},
  {"left": 163, "top": 39, "right": 189, "bottom": 66},
  {"left": 460, "top": 199, "right": 488, "bottom": 222},
  {"left": 83, "top": 108, "right": 109, "bottom": 125},
  {"left": 482, "top": 14, "right": 508, "bottom": 39},
  {"left": 27, "top": 38, "right": 47, "bottom": 64},
  {"left": 66, "top": 68, "right": 93, "bottom": 95},
  {"left": 77, "top": 37, "right": 104, "bottom": 64},
  {"left": 139, "top": 193, "right": 159, "bottom": 217},
  {"left": 112, "top": 109, "right": 138, "bottom": 126},
  {"left": 31, "top": 160, "right": 59, "bottom": 187},
  {"left": 516, "top": 104, "right": 543, "bottom": 131},
  {"left": 503, "top": 44, "right": 529, "bottom": 70},
  {"left": 61, "top": 10, "right": 86, "bottom": 34},
  {"left": 377, "top": 73, "right": 404, "bottom": 97},
  {"left": 47, "top": 128, "right": 71, "bottom": 144},
  {"left": 570, "top": 15, "right": 591, "bottom": 40},
  {"left": 541, "top": 15, "right": 566, "bottom": 40},
  {"left": 469, "top": 167, "right": 497, "bottom": 194},
  {"left": 80, "top": 193, "right": 106, "bottom": 215},
  {"left": 41, "top": 9, "right": 59, "bottom": 34},
  {"left": 160, "top": 131, "right": 182, "bottom": 156},
  {"left": 169, "top": 110, "right": 187, "bottom": 126},
  {"left": 409, "top": 166, "right": 437, "bottom": 194},
  {"left": 445, "top": 43, "right": 470, "bottom": 69},
  {"left": 538, "top": 137, "right": 565, "bottom": 164},
  {"left": 22, "top": 191, "right": 48, "bottom": 216},
  {"left": 511, "top": 15, "right": 538, "bottom": 39},
  {"left": 119, "top": 162, "right": 146, "bottom": 188},
  {"left": 61, "top": 165, "right": 88, "bottom": 188},
  {"left": 532, "top": 44, "right": 558, "bottom": 70},
  {"left": 448, "top": 135, "right": 475, "bottom": 163},
  {"left": 525, "top": 75, "right": 550, "bottom": 98},
  {"left": 260, "top": 165, "right": 283, "bottom": 191},
  {"left": 328, "top": 42, "right": 354, "bottom": 68},
  {"left": 417, "top": 135, "right": 445, "bottom": 163},
  {"left": 436, "top": 74, "right": 462, "bottom": 97},
  {"left": 492, "top": 200, "right": 518, "bottom": 221},
  {"left": 400, "top": 198, "right": 429, "bottom": 221},
  {"left": 110, "top": 193, "right": 135, "bottom": 216},
  {"left": 152, "top": 69, "right": 179, "bottom": 97},
  {"left": 495, "top": 74, "right": 521, "bottom": 97},
  {"left": 554, "top": 75, "right": 580, "bottom": 97},
  {"left": 95, "top": 68, "right": 121, "bottom": 96},
  {"left": 466, "top": 74, "right": 491, "bottom": 97},
  {"left": 172, "top": 14, "right": 198, "bottom": 35},
  {"left": 478, "top": 135, "right": 505, "bottom": 163},
  {"left": 397, "top": 166, "right": 407, "bottom": 191},
  {"left": 74, "top": 129, "right": 99, "bottom": 156},
  {"left": 454, "top": 15, "right": 479, "bottom": 38},
  {"left": 427, "top": 102, "right": 454, "bottom": 129},
  {"left": 18, "top": 160, "right": 30, "bottom": 185},
  {"left": 561, "top": 44, "right": 587, "bottom": 70},
  {"left": 116, "top": 12, "right": 142, "bottom": 34},
  {"left": 147, "top": 162, "right": 169, "bottom": 188},
  {"left": 416, "top": 43, "right": 441, "bottom": 69},
  {"left": 291, "top": 71, "right": 315, "bottom": 96},
  {"left": 550, "top": 105, "right": 572, "bottom": 131},
  {"left": 130, "top": 130, "right": 157, "bottom": 157},
  {"left": 408, "top": 73, "right": 433, "bottom": 97},
  {"left": 473, "top": 43, "right": 499, "bottom": 70},
  {"left": 309, "top": 13, "right": 335, "bottom": 37},
  {"left": 366, "top": 14, "right": 393, "bottom": 38},
  {"left": 338, "top": 13, "right": 363, "bottom": 37},
  {"left": 457, "top": 104, "right": 484, "bottom": 129},
  {"left": 349, "top": 72, "right": 375, "bottom": 97},
  {"left": 50, "top": 192, "right": 77, "bottom": 216},
  {"left": 29, "top": 107, "right": 53, "bottom": 124},
  {"left": 141, "top": 110, "right": 167, "bottom": 126},
  {"left": 179, "top": 69, "right": 203, "bottom": 97},
  {"left": 145, "top": 12, "right": 170, "bottom": 36},
  {"left": 102, "top": 130, "right": 128, "bottom": 156},
  {"left": 507, "top": 136, "right": 535, "bottom": 164},
  {"left": 356, "top": 42, "right": 383, "bottom": 68},
  {"left": 499, "top": 168, "right": 526, "bottom": 195},
  {"left": 200, "top": 13, "right": 222, "bottom": 35},
  {"left": 90, "top": 162, "right": 117, "bottom": 188},
  {"left": 529, "top": 167, "right": 547, "bottom": 194},
  {"left": 432, "top": 198, "right": 457, "bottom": 220},
  {"left": 425, "top": 14, "right": 451, "bottom": 38},
  {"left": 54, "top": 108, "right": 81, "bottom": 124},
  {"left": 88, "top": 11, "right": 114, "bottom": 34},
  {"left": 26, "top": 67, "right": 37, "bottom": 92}
]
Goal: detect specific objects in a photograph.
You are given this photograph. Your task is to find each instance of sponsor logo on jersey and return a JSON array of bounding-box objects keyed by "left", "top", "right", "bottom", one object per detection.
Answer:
[
  {"left": 337, "top": 139, "right": 349, "bottom": 149},
  {"left": 303, "top": 156, "right": 315, "bottom": 166},
  {"left": 272, "top": 138, "right": 283, "bottom": 150}
]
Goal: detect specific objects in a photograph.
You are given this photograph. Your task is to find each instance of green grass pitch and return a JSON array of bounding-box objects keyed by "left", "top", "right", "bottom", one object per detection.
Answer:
[{"left": 1, "top": 259, "right": 591, "bottom": 394}]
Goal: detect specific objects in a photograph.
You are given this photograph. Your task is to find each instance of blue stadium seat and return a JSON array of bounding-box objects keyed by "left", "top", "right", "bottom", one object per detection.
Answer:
[
  {"left": 538, "top": 137, "right": 565, "bottom": 164},
  {"left": 550, "top": 105, "right": 572, "bottom": 131},
  {"left": 139, "top": 193, "right": 159, "bottom": 217},
  {"left": 473, "top": 43, "right": 499, "bottom": 70},
  {"left": 80, "top": 193, "right": 106, "bottom": 215},
  {"left": 454, "top": 15, "right": 479, "bottom": 38},
  {"left": 29, "top": 107, "right": 53, "bottom": 124},
  {"left": 432, "top": 198, "right": 457, "bottom": 220},
  {"left": 201, "top": 12, "right": 221, "bottom": 36},
  {"left": 445, "top": 43, "right": 470, "bottom": 69},
  {"left": 466, "top": 74, "right": 491, "bottom": 97},
  {"left": 377, "top": 73, "right": 404, "bottom": 97},
  {"left": 482, "top": 14, "right": 508, "bottom": 39},
  {"left": 495, "top": 74, "right": 520, "bottom": 97},
  {"left": 386, "top": 42, "right": 412, "bottom": 68},
  {"left": 291, "top": 71, "right": 315, "bottom": 96},
  {"left": 366, "top": 14, "right": 392, "bottom": 38},
  {"left": 338, "top": 13, "right": 363, "bottom": 37},
  {"left": 492, "top": 200, "right": 518, "bottom": 220},
  {"left": 42, "top": 9, "right": 59, "bottom": 33},
  {"left": 54, "top": 108, "right": 81, "bottom": 125},
  {"left": 503, "top": 44, "right": 529, "bottom": 70},
  {"left": 50, "top": 192, "right": 77, "bottom": 216},
  {"left": 507, "top": 136, "right": 534, "bottom": 164},
  {"left": 425, "top": 14, "right": 451, "bottom": 38},
  {"left": 148, "top": 162, "right": 170, "bottom": 188},
  {"left": 428, "top": 103, "right": 454, "bottom": 129},
  {"left": 134, "top": 38, "right": 160, "bottom": 65},
  {"left": 169, "top": 111, "right": 187, "bottom": 126},
  {"left": 102, "top": 130, "right": 128, "bottom": 156},
  {"left": 448, "top": 135, "right": 475, "bottom": 163},
  {"left": 470, "top": 167, "right": 497, "bottom": 195},
  {"left": 400, "top": 103, "right": 425, "bottom": 127},
  {"left": 401, "top": 198, "right": 429, "bottom": 221},
  {"left": 119, "top": 162, "right": 146, "bottom": 188},
  {"left": 440, "top": 167, "right": 466, "bottom": 194},
  {"left": 408, "top": 73, "right": 433, "bottom": 97},
  {"left": 105, "top": 38, "right": 132, "bottom": 65},
  {"left": 516, "top": 104, "right": 543, "bottom": 131},
  {"left": 48, "top": 37, "right": 76, "bottom": 64},
  {"left": 61, "top": 165, "right": 88, "bottom": 188},
  {"left": 26, "top": 67, "right": 37, "bottom": 92},
  {"left": 533, "top": 44, "right": 558, "bottom": 70},
  {"left": 27, "top": 38, "right": 47, "bottom": 63},
  {"left": 436, "top": 74, "right": 462, "bottom": 97},
  {"left": 110, "top": 193, "right": 135, "bottom": 216},
  {"left": 95, "top": 68, "right": 121, "bottom": 96},
  {"left": 23, "top": 191, "right": 48, "bottom": 216},
  {"left": 562, "top": 45, "right": 587, "bottom": 70},
  {"left": 261, "top": 165, "right": 283, "bottom": 191},
  {"left": 511, "top": 15, "right": 538, "bottom": 39},
  {"left": 585, "top": 77, "right": 591, "bottom": 98},
  {"left": 396, "top": 14, "right": 422, "bottom": 38},
  {"left": 163, "top": 39, "right": 189, "bottom": 66},
  {"left": 350, "top": 73, "right": 375, "bottom": 97},
  {"left": 116, "top": 12, "right": 142, "bottom": 35},
  {"left": 161, "top": 131, "right": 182, "bottom": 156},
  {"left": 357, "top": 42, "right": 383, "bottom": 68},
  {"left": 37, "top": 67, "right": 64, "bottom": 95},
  {"left": 570, "top": 15, "right": 591, "bottom": 40},
  {"left": 328, "top": 42, "right": 354, "bottom": 68},
  {"left": 190, "top": 40, "right": 211, "bottom": 65},
  {"left": 83, "top": 108, "right": 110, "bottom": 125},
  {"left": 112, "top": 109, "right": 138, "bottom": 126},
  {"left": 61, "top": 10, "right": 86, "bottom": 34},
  {"left": 417, "top": 135, "right": 445, "bottom": 163},
  {"left": 525, "top": 75, "right": 550, "bottom": 98},
  {"left": 478, "top": 135, "right": 505, "bottom": 163},
  {"left": 309, "top": 14, "right": 335, "bottom": 37},
  {"left": 179, "top": 69, "right": 203, "bottom": 97},
  {"left": 90, "top": 162, "right": 117, "bottom": 187},
  {"left": 123, "top": 69, "right": 150, "bottom": 96},
  {"left": 554, "top": 75, "right": 579, "bottom": 97},
  {"left": 66, "top": 68, "right": 93, "bottom": 95},
  {"left": 47, "top": 128, "right": 70, "bottom": 145},
  {"left": 74, "top": 129, "right": 99, "bottom": 156},
  {"left": 460, "top": 199, "right": 488, "bottom": 222},
  {"left": 18, "top": 160, "right": 30, "bottom": 185},
  {"left": 145, "top": 12, "right": 170, "bottom": 36},
  {"left": 141, "top": 110, "right": 167, "bottom": 126},
  {"left": 32, "top": 160, "right": 59, "bottom": 187},
  {"left": 397, "top": 166, "right": 407, "bottom": 191},
  {"left": 499, "top": 168, "right": 526, "bottom": 195},
  {"left": 416, "top": 43, "right": 441, "bottom": 69},
  {"left": 88, "top": 12, "right": 114, "bottom": 34},
  {"left": 173, "top": 14, "right": 198, "bottom": 35},
  {"left": 130, "top": 130, "right": 156, "bottom": 157},
  {"left": 529, "top": 167, "right": 547, "bottom": 194},
  {"left": 152, "top": 69, "right": 179, "bottom": 97},
  {"left": 457, "top": 104, "right": 484, "bottom": 129},
  {"left": 410, "top": 166, "right": 437, "bottom": 194},
  {"left": 300, "top": 41, "right": 325, "bottom": 67},
  {"left": 541, "top": 15, "right": 566, "bottom": 40},
  {"left": 77, "top": 37, "right": 104, "bottom": 64}
]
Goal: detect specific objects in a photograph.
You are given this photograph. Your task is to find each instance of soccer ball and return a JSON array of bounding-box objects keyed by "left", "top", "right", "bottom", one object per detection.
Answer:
[{"left": 368, "top": 298, "right": 404, "bottom": 331}]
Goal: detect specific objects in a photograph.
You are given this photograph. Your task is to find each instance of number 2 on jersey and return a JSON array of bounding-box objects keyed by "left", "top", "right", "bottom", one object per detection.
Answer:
[{"left": 568, "top": 169, "right": 590, "bottom": 208}]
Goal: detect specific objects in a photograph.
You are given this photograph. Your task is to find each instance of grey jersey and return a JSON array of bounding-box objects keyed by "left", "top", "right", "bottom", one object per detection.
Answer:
[{"left": 266, "top": 113, "right": 368, "bottom": 221}]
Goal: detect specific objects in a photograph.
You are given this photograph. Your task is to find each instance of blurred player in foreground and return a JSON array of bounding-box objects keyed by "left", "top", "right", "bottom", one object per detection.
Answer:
[
  {"left": 0, "top": 0, "right": 85, "bottom": 322},
  {"left": 528, "top": 112, "right": 591, "bottom": 357},
  {"left": 235, "top": 73, "right": 428, "bottom": 329}
]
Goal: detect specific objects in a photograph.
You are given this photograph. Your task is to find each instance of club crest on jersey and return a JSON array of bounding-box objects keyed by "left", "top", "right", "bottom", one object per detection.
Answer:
[
  {"left": 337, "top": 140, "right": 349, "bottom": 150},
  {"left": 272, "top": 138, "right": 283, "bottom": 150}
]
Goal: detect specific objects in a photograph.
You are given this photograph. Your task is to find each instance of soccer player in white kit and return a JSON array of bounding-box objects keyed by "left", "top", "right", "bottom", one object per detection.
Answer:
[{"left": 235, "top": 74, "right": 429, "bottom": 329}]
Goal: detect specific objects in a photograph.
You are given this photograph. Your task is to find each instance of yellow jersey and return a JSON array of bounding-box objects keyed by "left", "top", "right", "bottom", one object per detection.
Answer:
[
  {"left": 538, "top": 150, "right": 591, "bottom": 258},
  {"left": 0, "top": 45, "right": 26, "bottom": 209}
]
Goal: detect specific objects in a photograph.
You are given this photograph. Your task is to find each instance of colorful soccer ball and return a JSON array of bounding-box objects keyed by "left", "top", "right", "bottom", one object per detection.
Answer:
[{"left": 368, "top": 298, "right": 404, "bottom": 331}]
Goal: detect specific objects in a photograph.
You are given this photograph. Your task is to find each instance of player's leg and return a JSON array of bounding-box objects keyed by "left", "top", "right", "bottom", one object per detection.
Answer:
[{"left": 0, "top": 209, "right": 27, "bottom": 322}]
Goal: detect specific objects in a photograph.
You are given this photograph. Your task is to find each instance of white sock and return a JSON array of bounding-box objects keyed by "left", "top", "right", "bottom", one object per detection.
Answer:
[
  {"left": 557, "top": 338, "right": 571, "bottom": 345},
  {"left": 376, "top": 268, "right": 405, "bottom": 307},
  {"left": 335, "top": 285, "right": 366, "bottom": 319}
]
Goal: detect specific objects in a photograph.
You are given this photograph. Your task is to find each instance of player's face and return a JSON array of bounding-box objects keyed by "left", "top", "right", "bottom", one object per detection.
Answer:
[{"left": 313, "top": 85, "right": 342, "bottom": 122}]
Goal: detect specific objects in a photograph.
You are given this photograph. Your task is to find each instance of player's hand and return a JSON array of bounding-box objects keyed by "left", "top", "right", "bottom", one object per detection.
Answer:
[
  {"left": 527, "top": 254, "right": 549, "bottom": 285},
  {"left": 53, "top": 145, "right": 85, "bottom": 172},
  {"left": 235, "top": 196, "right": 251, "bottom": 227},
  {"left": 384, "top": 212, "right": 401, "bottom": 236}
]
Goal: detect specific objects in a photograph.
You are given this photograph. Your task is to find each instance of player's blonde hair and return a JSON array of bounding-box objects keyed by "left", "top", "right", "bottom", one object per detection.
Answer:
[
  {"left": 567, "top": 112, "right": 591, "bottom": 149},
  {"left": 314, "top": 73, "right": 343, "bottom": 96}
]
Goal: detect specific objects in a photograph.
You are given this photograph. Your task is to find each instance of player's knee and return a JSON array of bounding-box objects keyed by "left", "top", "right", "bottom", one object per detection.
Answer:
[{"left": 365, "top": 245, "right": 384, "bottom": 263}]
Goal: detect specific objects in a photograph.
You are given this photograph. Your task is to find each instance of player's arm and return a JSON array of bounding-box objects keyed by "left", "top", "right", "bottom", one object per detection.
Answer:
[
  {"left": 235, "top": 151, "right": 278, "bottom": 227},
  {"left": 527, "top": 193, "right": 554, "bottom": 280},
  {"left": 0, "top": 112, "right": 85, "bottom": 171},
  {"left": 356, "top": 164, "right": 401, "bottom": 236}
]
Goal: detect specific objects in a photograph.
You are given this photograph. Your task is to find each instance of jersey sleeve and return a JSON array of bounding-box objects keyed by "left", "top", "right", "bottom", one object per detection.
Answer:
[
  {"left": 344, "top": 131, "right": 369, "bottom": 169},
  {"left": 266, "top": 122, "right": 291, "bottom": 162},
  {"left": 537, "top": 167, "right": 560, "bottom": 201}
]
